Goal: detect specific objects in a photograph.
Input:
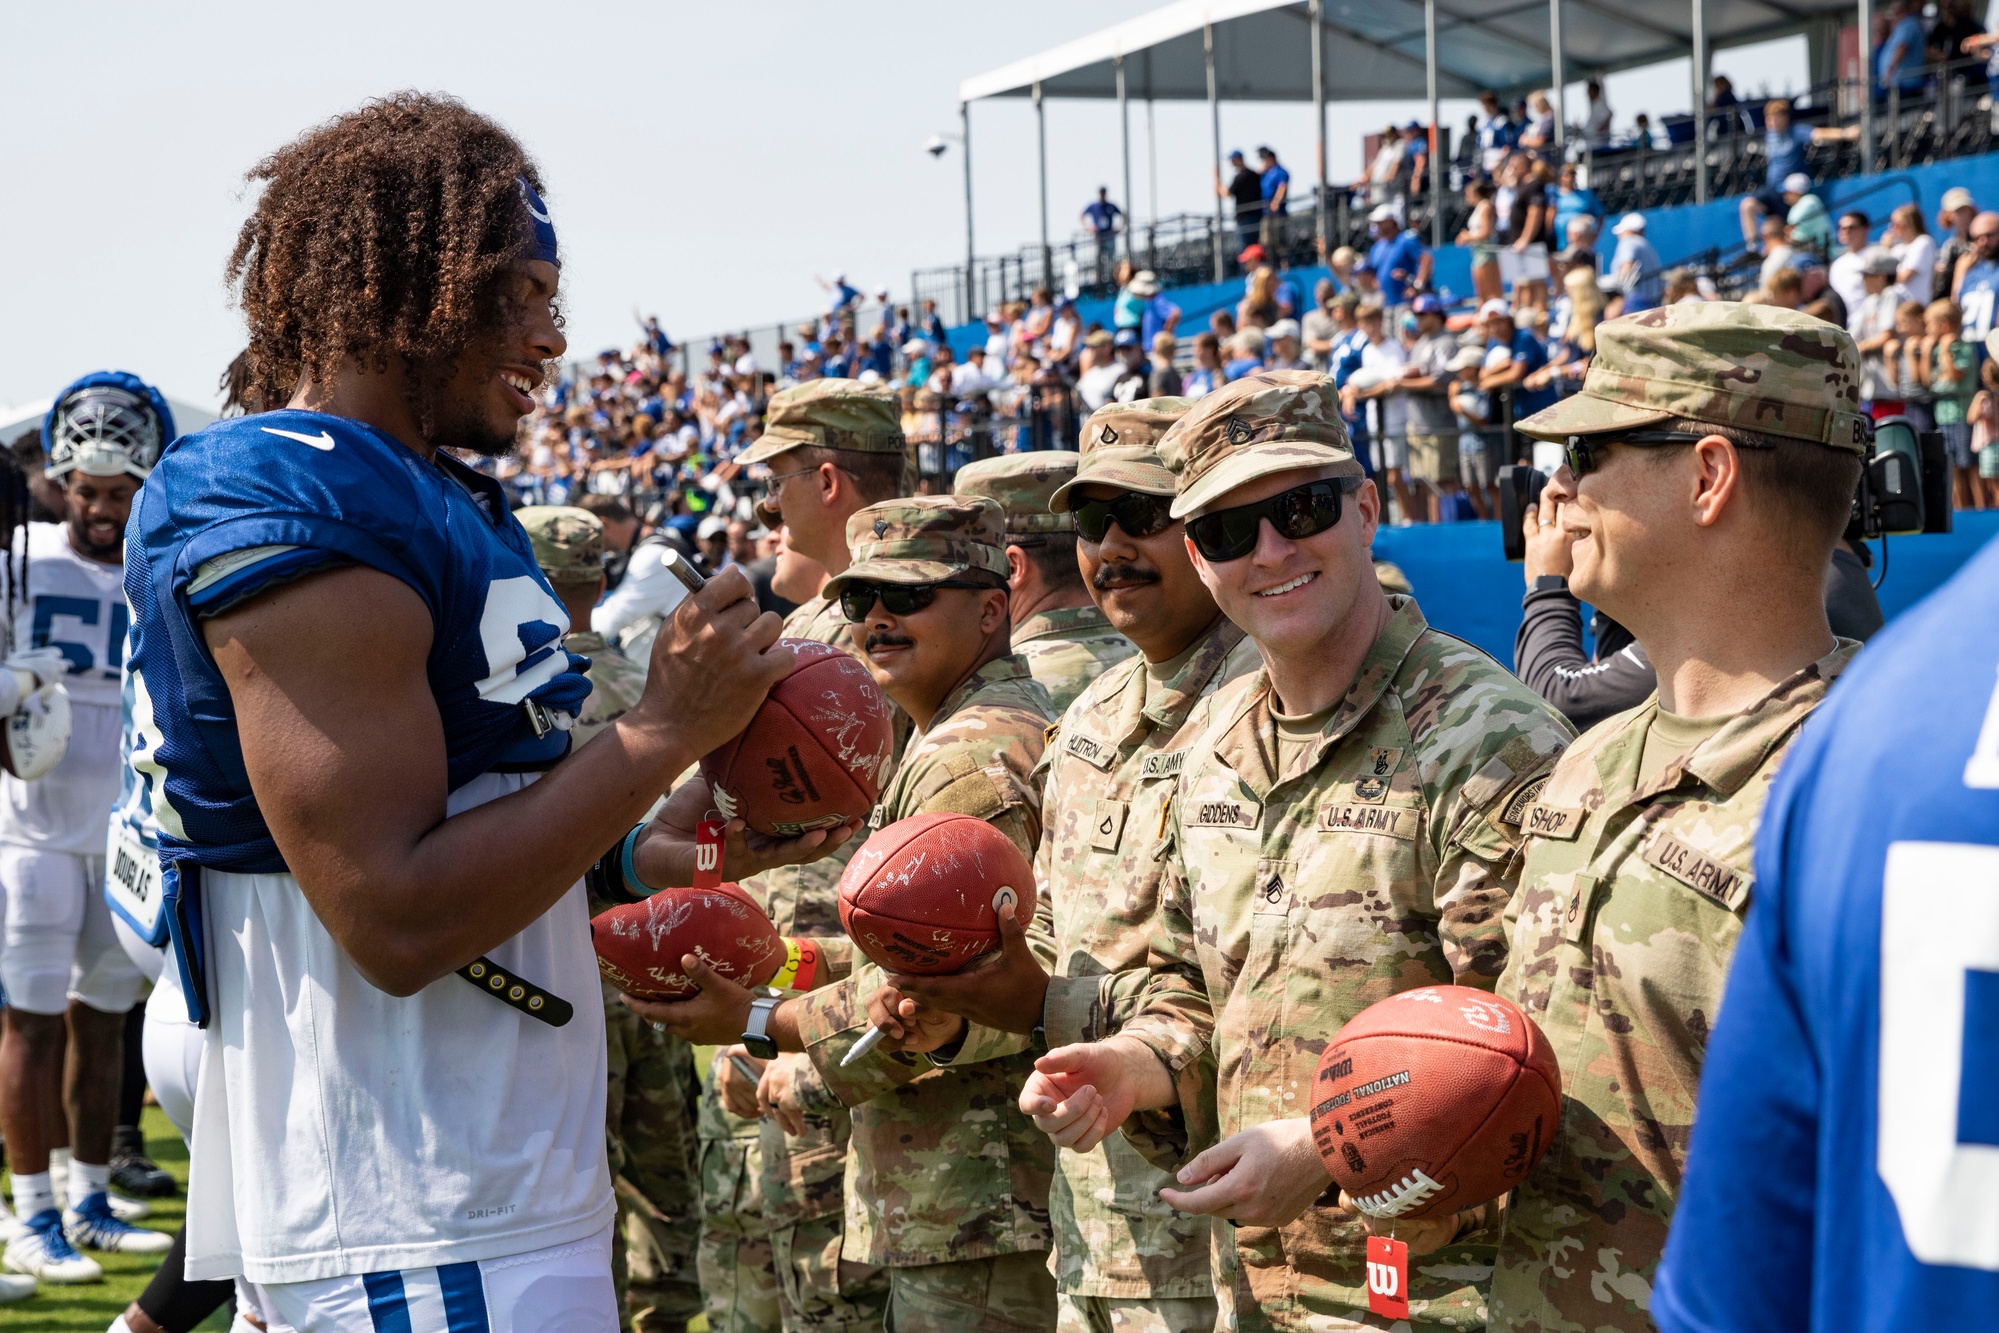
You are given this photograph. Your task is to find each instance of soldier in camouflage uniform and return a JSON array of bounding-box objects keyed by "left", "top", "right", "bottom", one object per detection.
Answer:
[
  {"left": 520, "top": 505, "right": 704, "bottom": 1333},
  {"left": 627, "top": 497, "right": 1061, "bottom": 1332},
  {"left": 1016, "top": 371, "right": 1574, "bottom": 1330},
  {"left": 897, "top": 399, "right": 1253, "bottom": 1333},
  {"left": 1487, "top": 304, "right": 1868, "bottom": 1331},
  {"left": 722, "top": 380, "right": 913, "bottom": 1333},
  {"left": 955, "top": 451, "right": 1136, "bottom": 713}
]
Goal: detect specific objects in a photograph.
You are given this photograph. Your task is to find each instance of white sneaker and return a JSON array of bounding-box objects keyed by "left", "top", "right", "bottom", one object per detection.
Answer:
[
  {"left": 65, "top": 1193, "right": 171, "bottom": 1255},
  {"left": 0, "top": 1197, "right": 22, "bottom": 1243},
  {"left": 0, "top": 1270, "right": 32, "bottom": 1303},
  {"left": 4, "top": 1207, "right": 101, "bottom": 1282},
  {"left": 106, "top": 1192, "right": 149, "bottom": 1222}
]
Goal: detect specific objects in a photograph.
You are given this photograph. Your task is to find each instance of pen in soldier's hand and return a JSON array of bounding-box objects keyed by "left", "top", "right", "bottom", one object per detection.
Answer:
[{"left": 841, "top": 1022, "right": 888, "bottom": 1067}]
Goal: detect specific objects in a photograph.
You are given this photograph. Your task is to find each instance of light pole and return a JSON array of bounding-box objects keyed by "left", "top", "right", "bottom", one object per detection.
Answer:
[{"left": 925, "top": 119, "right": 975, "bottom": 326}]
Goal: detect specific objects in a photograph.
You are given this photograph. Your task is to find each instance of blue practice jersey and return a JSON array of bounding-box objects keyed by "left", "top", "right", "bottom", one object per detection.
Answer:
[
  {"left": 127, "top": 409, "right": 591, "bottom": 878},
  {"left": 1654, "top": 535, "right": 1999, "bottom": 1333}
]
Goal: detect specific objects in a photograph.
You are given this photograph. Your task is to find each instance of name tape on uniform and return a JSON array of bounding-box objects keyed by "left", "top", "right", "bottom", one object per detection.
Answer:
[
  {"left": 1643, "top": 833, "right": 1752, "bottom": 912},
  {"left": 1189, "top": 798, "right": 1260, "bottom": 829},
  {"left": 1063, "top": 730, "right": 1117, "bottom": 771},
  {"left": 1319, "top": 804, "right": 1419, "bottom": 839},
  {"left": 1522, "top": 801, "right": 1586, "bottom": 840}
]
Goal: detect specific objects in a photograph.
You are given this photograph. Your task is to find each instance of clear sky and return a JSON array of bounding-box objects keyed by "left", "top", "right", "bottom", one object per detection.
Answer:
[{"left": 2, "top": 3, "right": 1804, "bottom": 413}]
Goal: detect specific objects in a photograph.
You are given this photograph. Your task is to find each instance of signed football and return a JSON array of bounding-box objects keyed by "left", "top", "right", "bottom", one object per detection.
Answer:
[
  {"left": 698, "top": 638, "right": 895, "bottom": 838},
  {"left": 591, "top": 883, "right": 785, "bottom": 1000},
  {"left": 836, "top": 812, "right": 1035, "bottom": 975},
  {"left": 1310, "top": 985, "right": 1560, "bottom": 1220}
]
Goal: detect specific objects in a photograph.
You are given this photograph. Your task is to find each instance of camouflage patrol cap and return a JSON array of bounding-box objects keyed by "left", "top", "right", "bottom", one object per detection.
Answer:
[
  {"left": 1156, "top": 370, "right": 1360, "bottom": 519},
  {"left": 515, "top": 505, "right": 604, "bottom": 585},
  {"left": 1049, "top": 397, "right": 1196, "bottom": 512},
  {"left": 1516, "top": 301, "right": 1868, "bottom": 453},
  {"left": 953, "top": 451, "right": 1078, "bottom": 535},
  {"left": 822, "top": 496, "right": 1011, "bottom": 596},
  {"left": 736, "top": 378, "right": 905, "bottom": 465}
]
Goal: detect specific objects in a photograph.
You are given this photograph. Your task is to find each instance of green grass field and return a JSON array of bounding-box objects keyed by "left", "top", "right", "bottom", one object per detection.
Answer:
[{"left": 0, "top": 1106, "right": 227, "bottom": 1331}]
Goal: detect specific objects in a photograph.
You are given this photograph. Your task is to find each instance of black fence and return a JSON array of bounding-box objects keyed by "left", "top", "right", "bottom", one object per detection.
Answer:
[{"left": 912, "top": 57, "right": 1999, "bottom": 325}]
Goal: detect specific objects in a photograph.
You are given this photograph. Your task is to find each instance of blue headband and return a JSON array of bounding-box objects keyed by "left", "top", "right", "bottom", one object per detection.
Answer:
[{"left": 518, "top": 176, "right": 559, "bottom": 267}]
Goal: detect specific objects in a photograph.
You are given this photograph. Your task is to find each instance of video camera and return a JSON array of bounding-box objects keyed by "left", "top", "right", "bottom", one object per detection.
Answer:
[{"left": 1497, "top": 416, "right": 1952, "bottom": 563}]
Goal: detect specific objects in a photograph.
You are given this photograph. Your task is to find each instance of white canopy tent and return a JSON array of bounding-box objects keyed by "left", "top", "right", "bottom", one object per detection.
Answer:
[{"left": 955, "top": 0, "right": 1873, "bottom": 283}]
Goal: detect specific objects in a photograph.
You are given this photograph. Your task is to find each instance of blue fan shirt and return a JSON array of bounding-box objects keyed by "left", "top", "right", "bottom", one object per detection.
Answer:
[{"left": 1653, "top": 535, "right": 1999, "bottom": 1332}]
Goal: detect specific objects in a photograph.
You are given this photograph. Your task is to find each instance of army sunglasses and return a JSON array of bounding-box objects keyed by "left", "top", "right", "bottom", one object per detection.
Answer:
[
  {"left": 1186, "top": 477, "right": 1361, "bottom": 563},
  {"left": 1562, "top": 430, "right": 1719, "bottom": 479},
  {"left": 1069, "top": 491, "right": 1177, "bottom": 543},
  {"left": 839, "top": 579, "right": 993, "bottom": 623}
]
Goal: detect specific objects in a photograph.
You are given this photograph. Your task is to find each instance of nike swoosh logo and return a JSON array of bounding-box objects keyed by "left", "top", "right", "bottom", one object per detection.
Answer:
[{"left": 261, "top": 426, "right": 335, "bottom": 451}]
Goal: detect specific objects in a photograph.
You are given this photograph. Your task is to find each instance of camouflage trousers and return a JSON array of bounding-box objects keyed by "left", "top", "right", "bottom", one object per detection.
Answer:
[
  {"left": 605, "top": 984, "right": 703, "bottom": 1333},
  {"left": 884, "top": 1251, "right": 1058, "bottom": 1333},
  {"left": 758, "top": 1077, "right": 887, "bottom": 1333},
  {"left": 1054, "top": 1294, "right": 1219, "bottom": 1333},
  {"left": 699, "top": 1067, "right": 782, "bottom": 1333}
]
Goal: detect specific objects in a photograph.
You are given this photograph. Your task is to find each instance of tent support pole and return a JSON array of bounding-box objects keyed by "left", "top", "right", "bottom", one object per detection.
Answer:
[
  {"left": 1859, "top": 0, "right": 1875, "bottom": 173},
  {"left": 1035, "top": 80, "right": 1052, "bottom": 291},
  {"left": 1117, "top": 56, "right": 1133, "bottom": 267},
  {"left": 1312, "top": 0, "right": 1327, "bottom": 253},
  {"left": 962, "top": 101, "right": 975, "bottom": 323},
  {"left": 1692, "top": 0, "right": 1708, "bottom": 203},
  {"left": 1427, "top": 0, "right": 1442, "bottom": 250},
  {"left": 1551, "top": 0, "right": 1566, "bottom": 159},
  {"left": 1207, "top": 22, "right": 1225, "bottom": 283}
]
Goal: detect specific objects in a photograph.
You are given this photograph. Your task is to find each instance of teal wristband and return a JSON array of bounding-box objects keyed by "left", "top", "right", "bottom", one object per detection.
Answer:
[{"left": 619, "top": 824, "right": 656, "bottom": 899}]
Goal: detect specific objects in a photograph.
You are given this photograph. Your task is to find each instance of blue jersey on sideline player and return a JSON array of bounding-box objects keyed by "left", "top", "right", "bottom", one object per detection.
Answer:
[{"left": 1654, "top": 533, "right": 1999, "bottom": 1332}]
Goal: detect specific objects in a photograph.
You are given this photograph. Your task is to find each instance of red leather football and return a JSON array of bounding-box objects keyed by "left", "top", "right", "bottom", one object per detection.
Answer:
[
  {"left": 1310, "top": 985, "right": 1560, "bottom": 1220},
  {"left": 836, "top": 812, "right": 1036, "bottom": 975},
  {"left": 592, "top": 883, "right": 785, "bottom": 999},
  {"left": 699, "top": 638, "right": 895, "bottom": 838}
]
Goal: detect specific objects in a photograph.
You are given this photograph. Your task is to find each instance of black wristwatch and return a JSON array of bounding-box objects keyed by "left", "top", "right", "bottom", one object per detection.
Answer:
[
  {"left": 1530, "top": 574, "right": 1570, "bottom": 595},
  {"left": 742, "top": 995, "right": 783, "bottom": 1060}
]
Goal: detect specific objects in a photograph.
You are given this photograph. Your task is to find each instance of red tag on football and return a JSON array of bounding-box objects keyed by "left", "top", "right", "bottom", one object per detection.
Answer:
[
  {"left": 836, "top": 811, "right": 1035, "bottom": 975},
  {"left": 698, "top": 638, "right": 895, "bottom": 838},
  {"left": 1310, "top": 986, "right": 1560, "bottom": 1220},
  {"left": 591, "top": 883, "right": 785, "bottom": 999}
]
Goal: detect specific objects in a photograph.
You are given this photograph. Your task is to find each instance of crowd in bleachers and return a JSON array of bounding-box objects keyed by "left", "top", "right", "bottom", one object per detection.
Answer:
[{"left": 489, "top": 3, "right": 1999, "bottom": 532}]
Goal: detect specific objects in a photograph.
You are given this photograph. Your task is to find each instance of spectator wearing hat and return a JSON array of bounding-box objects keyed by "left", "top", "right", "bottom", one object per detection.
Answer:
[
  {"left": 1852, "top": 246, "right": 1910, "bottom": 414},
  {"left": 1402, "top": 120, "right": 1431, "bottom": 198},
  {"left": 1110, "top": 328, "right": 1151, "bottom": 405},
  {"left": 1785, "top": 174, "right": 1834, "bottom": 254},
  {"left": 1222, "top": 326, "right": 1268, "bottom": 383},
  {"left": 1399, "top": 294, "right": 1464, "bottom": 522},
  {"left": 1366, "top": 207, "right": 1431, "bottom": 308},
  {"left": 1608, "top": 213, "right": 1664, "bottom": 313},
  {"left": 1936, "top": 185, "right": 1979, "bottom": 294},
  {"left": 1739, "top": 98, "right": 1862, "bottom": 251},
  {"left": 1265, "top": 319, "right": 1307, "bottom": 371},
  {"left": 901, "top": 337, "right": 933, "bottom": 389},
  {"left": 1081, "top": 186, "right": 1124, "bottom": 285},
  {"left": 1070, "top": 329, "right": 1121, "bottom": 412},
  {"left": 1219, "top": 149, "right": 1265, "bottom": 256},
  {"left": 1114, "top": 270, "right": 1181, "bottom": 350},
  {"left": 1477, "top": 299, "right": 1552, "bottom": 455},
  {"left": 1256, "top": 146, "right": 1290, "bottom": 243}
]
